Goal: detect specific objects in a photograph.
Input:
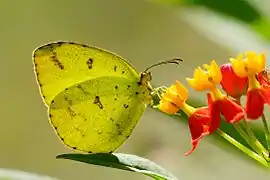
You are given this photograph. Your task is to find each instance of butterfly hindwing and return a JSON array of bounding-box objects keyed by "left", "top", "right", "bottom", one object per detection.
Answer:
[{"left": 49, "top": 76, "right": 147, "bottom": 153}]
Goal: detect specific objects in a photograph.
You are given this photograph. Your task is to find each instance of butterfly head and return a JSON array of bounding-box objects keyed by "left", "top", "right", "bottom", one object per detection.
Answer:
[{"left": 139, "top": 71, "right": 152, "bottom": 86}]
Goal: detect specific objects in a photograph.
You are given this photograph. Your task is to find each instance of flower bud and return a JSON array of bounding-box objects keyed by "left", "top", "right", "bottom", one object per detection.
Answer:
[{"left": 220, "top": 63, "right": 248, "bottom": 99}]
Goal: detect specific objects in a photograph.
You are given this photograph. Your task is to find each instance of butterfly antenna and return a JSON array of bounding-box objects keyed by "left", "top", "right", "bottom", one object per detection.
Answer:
[{"left": 144, "top": 58, "right": 183, "bottom": 72}]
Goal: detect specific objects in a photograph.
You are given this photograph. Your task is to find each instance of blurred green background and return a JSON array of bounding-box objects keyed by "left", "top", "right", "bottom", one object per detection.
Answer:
[{"left": 0, "top": 0, "right": 270, "bottom": 179}]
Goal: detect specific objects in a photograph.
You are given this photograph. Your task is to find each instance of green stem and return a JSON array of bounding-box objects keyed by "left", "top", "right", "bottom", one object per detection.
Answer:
[
  {"left": 234, "top": 98, "right": 257, "bottom": 141},
  {"left": 234, "top": 123, "right": 270, "bottom": 161},
  {"left": 242, "top": 120, "right": 257, "bottom": 140},
  {"left": 234, "top": 124, "right": 261, "bottom": 153},
  {"left": 234, "top": 97, "right": 269, "bottom": 160},
  {"left": 217, "top": 129, "right": 269, "bottom": 167},
  {"left": 241, "top": 120, "right": 269, "bottom": 157},
  {"left": 262, "top": 114, "right": 270, "bottom": 151}
]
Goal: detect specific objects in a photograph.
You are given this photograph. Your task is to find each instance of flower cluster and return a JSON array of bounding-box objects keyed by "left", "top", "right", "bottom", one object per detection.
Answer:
[{"left": 158, "top": 52, "right": 270, "bottom": 156}]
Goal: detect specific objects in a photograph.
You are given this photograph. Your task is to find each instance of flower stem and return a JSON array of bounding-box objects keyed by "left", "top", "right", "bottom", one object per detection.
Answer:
[
  {"left": 261, "top": 114, "right": 270, "bottom": 151},
  {"left": 241, "top": 120, "right": 269, "bottom": 156},
  {"left": 217, "top": 129, "right": 269, "bottom": 167},
  {"left": 242, "top": 120, "right": 257, "bottom": 140},
  {"left": 233, "top": 98, "right": 269, "bottom": 160},
  {"left": 234, "top": 124, "right": 261, "bottom": 154},
  {"left": 234, "top": 98, "right": 257, "bottom": 142},
  {"left": 234, "top": 123, "right": 270, "bottom": 161}
]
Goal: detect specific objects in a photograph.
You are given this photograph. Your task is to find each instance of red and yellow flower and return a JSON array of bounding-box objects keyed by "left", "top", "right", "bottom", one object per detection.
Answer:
[
  {"left": 158, "top": 61, "right": 244, "bottom": 155},
  {"left": 158, "top": 52, "right": 269, "bottom": 157},
  {"left": 230, "top": 52, "right": 270, "bottom": 119},
  {"left": 158, "top": 81, "right": 220, "bottom": 155},
  {"left": 186, "top": 60, "right": 244, "bottom": 123},
  {"left": 220, "top": 63, "right": 248, "bottom": 99}
]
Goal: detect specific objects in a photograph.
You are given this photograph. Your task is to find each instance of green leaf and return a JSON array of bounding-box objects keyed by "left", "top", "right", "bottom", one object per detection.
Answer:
[
  {"left": 252, "top": 18, "right": 270, "bottom": 41},
  {"left": 186, "top": 0, "right": 261, "bottom": 23},
  {"left": 155, "top": 0, "right": 270, "bottom": 41},
  {"left": 56, "top": 153, "right": 179, "bottom": 180},
  {"left": 157, "top": 0, "right": 262, "bottom": 24}
]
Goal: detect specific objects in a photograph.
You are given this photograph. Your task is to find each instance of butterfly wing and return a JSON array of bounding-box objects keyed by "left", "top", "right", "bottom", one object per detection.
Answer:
[
  {"left": 33, "top": 42, "right": 139, "bottom": 105},
  {"left": 49, "top": 76, "right": 150, "bottom": 153}
]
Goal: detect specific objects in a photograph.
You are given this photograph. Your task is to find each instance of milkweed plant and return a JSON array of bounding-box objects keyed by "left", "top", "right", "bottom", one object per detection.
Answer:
[{"left": 156, "top": 51, "right": 270, "bottom": 166}]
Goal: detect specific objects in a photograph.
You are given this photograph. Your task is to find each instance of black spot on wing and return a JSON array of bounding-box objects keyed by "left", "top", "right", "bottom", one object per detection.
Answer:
[
  {"left": 117, "top": 131, "right": 123, "bottom": 136},
  {"left": 125, "top": 134, "right": 130, "bottom": 139},
  {"left": 114, "top": 66, "right": 117, "bottom": 72},
  {"left": 94, "top": 96, "right": 103, "bottom": 109},
  {"left": 135, "top": 92, "right": 139, "bottom": 95},
  {"left": 122, "top": 70, "right": 125, "bottom": 74},
  {"left": 50, "top": 52, "right": 64, "bottom": 70},
  {"left": 35, "top": 71, "right": 43, "bottom": 87},
  {"left": 110, "top": 117, "right": 115, "bottom": 122},
  {"left": 86, "top": 58, "right": 93, "bottom": 69},
  {"left": 123, "top": 104, "right": 129, "bottom": 109},
  {"left": 55, "top": 42, "right": 64, "bottom": 47},
  {"left": 115, "top": 85, "right": 118, "bottom": 89},
  {"left": 38, "top": 42, "right": 62, "bottom": 52}
]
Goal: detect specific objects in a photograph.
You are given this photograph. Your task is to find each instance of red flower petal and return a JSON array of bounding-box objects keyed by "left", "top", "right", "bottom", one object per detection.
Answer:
[
  {"left": 208, "top": 93, "right": 222, "bottom": 132},
  {"left": 215, "top": 97, "right": 244, "bottom": 123},
  {"left": 220, "top": 63, "right": 248, "bottom": 98},
  {"left": 185, "top": 94, "right": 221, "bottom": 156},
  {"left": 246, "top": 88, "right": 270, "bottom": 119}
]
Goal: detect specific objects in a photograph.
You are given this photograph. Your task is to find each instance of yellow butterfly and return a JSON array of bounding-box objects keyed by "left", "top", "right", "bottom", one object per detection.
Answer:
[{"left": 33, "top": 41, "right": 182, "bottom": 153}]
